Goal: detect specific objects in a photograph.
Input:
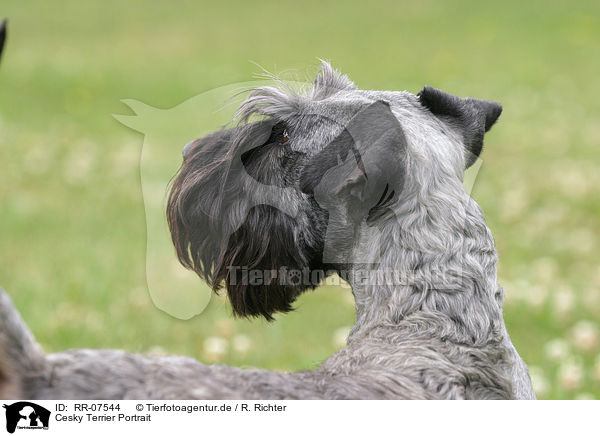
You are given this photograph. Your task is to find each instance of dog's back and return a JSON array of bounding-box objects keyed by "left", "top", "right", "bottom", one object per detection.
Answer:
[{"left": 0, "top": 288, "right": 47, "bottom": 399}]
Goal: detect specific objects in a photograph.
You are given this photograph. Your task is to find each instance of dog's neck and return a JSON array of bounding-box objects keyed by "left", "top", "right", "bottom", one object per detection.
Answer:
[{"left": 346, "top": 186, "right": 504, "bottom": 345}]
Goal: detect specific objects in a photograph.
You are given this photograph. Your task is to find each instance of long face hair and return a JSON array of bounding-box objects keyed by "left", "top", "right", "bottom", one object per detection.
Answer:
[
  {"left": 168, "top": 121, "right": 328, "bottom": 320},
  {"left": 167, "top": 62, "right": 502, "bottom": 320}
]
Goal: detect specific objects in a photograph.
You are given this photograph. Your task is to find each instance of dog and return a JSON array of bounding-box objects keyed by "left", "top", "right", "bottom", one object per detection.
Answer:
[{"left": 0, "top": 62, "right": 535, "bottom": 399}]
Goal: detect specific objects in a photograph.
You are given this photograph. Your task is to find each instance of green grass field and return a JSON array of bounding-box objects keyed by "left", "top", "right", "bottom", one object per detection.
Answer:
[{"left": 0, "top": 0, "right": 599, "bottom": 399}]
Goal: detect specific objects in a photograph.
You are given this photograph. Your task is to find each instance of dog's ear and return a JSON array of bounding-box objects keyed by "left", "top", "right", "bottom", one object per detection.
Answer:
[
  {"left": 0, "top": 19, "right": 7, "bottom": 63},
  {"left": 300, "top": 101, "right": 407, "bottom": 264},
  {"left": 300, "top": 101, "right": 407, "bottom": 197},
  {"left": 168, "top": 122, "right": 322, "bottom": 320},
  {"left": 418, "top": 86, "right": 502, "bottom": 168}
]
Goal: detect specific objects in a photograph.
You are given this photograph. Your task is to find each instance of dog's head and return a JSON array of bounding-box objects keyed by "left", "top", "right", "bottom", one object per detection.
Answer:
[{"left": 167, "top": 62, "right": 502, "bottom": 319}]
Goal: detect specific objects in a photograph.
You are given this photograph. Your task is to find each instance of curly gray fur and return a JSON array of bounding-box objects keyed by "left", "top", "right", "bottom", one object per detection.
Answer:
[{"left": 0, "top": 62, "right": 534, "bottom": 399}]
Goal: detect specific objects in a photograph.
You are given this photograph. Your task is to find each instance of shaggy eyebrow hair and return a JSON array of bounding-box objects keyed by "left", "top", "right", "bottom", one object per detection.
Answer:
[{"left": 236, "top": 61, "right": 357, "bottom": 123}]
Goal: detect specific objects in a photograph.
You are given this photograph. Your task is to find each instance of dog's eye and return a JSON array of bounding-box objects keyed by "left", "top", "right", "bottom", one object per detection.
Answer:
[{"left": 268, "top": 122, "right": 289, "bottom": 145}]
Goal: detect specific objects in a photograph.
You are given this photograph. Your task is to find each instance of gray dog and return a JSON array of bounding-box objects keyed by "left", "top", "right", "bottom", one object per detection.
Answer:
[{"left": 0, "top": 62, "right": 535, "bottom": 399}]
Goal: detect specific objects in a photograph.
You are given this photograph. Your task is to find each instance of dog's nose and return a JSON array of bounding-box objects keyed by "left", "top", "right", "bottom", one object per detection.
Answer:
[{"left": 182, "top": 140, "right": 195, "bottom": 158}]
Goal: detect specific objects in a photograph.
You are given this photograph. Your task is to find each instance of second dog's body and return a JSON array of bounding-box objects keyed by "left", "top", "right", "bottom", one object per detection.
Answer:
[{"left": 0, "top": 287, "right": 533, "bottom": 399}]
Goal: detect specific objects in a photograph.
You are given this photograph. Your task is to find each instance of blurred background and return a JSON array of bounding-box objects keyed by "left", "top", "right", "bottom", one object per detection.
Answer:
[{"left": 0, "top": 0, "right": 599, "bottom": 399}]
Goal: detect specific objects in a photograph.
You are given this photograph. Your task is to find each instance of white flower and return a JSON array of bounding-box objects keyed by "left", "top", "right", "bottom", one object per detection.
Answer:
[
  {"left": 557, "top": 360, "right": 583, "bottom": 390},
  {"left": 64, "top": 144, "right": 96, "bottom": 184},
  {"left": 570, "top": 321, "right": 598, "bottom": 352},
  {"left": 232, "top": 334, "right": 252, "bottom": 354},
  {"left": 553, "top": 286, "right": 575, "bottom": 318},
  {"left": 527, "top": 285, "right": 547, "bottom": 308},
  {"left": 543, "top": 339, "right": 571, "bottom": 362},
  {"left": 558, "top": 166, "right": 590, "bottom": 200},
  {"left": 203, "top": 337, "right": 228, "bottom": 362}
]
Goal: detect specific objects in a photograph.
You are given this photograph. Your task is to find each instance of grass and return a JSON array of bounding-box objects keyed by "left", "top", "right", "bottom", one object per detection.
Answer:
[{"left": 0, "top": 0, "right": 599, "bottom": 399}]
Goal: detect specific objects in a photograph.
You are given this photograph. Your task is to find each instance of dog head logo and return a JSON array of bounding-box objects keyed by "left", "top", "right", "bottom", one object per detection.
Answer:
[{"left": 3, "top": 402, "right": 50, "bottom": 434}]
